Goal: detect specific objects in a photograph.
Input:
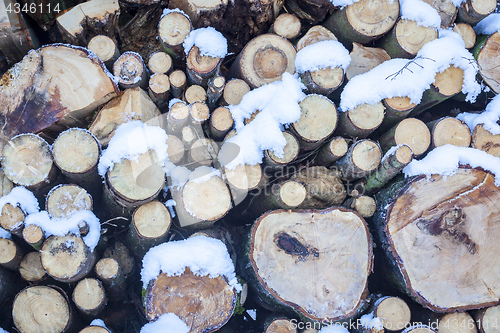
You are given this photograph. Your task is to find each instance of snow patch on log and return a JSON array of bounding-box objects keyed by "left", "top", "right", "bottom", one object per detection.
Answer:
[
  {"left": 161, "top": 8, "right": 190, "bottom": 21},
  {"left": 224, "top": 73, "right": 306, "bottom": 168},
  {"left": 90, "top": 319, "right": 108, "bottom": 329},
  {"left": 141, "top": 235, "right": 241, "bottom": 291},
  {"left": 25, "top": 210, "right": 101, "bottom": 252},
  {"left": 295, "top": 40, "right": 351, "bottom": 72},
  {"left": 0, "top": 227, "right": 10, "bottom": 240},
  {"left": 140, "top": 313, "right": 189, "bottom": 333},
  {"left": 183, "top": 27, "right": 228, "bottom": 58},
  {"left": 474, "top": 13, "right": 500, "bottom": 34},
  {"left": 359, "top": 312, "right": 384, "bottom": 329},
  {"left": 164, "top": 199, "right": 176, "bottom": 218},
  {"left": 457, "top": 93, "right": 500, "bottom": 135},
  {"left": 340, "top": 31, "right": 480, "bottom": 111},
  {"left": 188, "top": 166, "right": 221, "bottom": 183},
  {"left": 329, "top": 0, "right": 360, "bottom": 9},
  {"left": 0, "top": 187, "right": 39, "bottom": 215},
  {"left": 399, "top": 0, "right": 441, "bottom": 28},
  {"left": 403, "top": 145, "right": 500, "bottom": 185},
  {"left": 98, "top": 121, "right": 169, "bottom": 177}
]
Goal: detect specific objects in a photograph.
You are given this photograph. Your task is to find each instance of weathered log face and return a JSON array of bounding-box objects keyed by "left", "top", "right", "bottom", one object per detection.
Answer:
[
  {"left": 0, "top": 44, "right": 118, "bottom": 147},
  {"left": 145, "top": 268, "right": 236, "bottom": 332},
  {"left": 378, "top": 168, "right": 500, "bottom": 312},
  {"left": 246, "top": 208, "right": 372, "bottom": 322}
]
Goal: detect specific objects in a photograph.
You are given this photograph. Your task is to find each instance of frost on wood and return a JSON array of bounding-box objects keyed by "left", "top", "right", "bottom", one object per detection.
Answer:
[
  {"left": 403, "top": 145, "right": 500, "bottom": 186},
  {"left": 98, "top": 121, "right": 169, "bottom": 177},
  {"left": 141, "top": 235, "right": 240, "bottom": 291},
  {"left": 24, "top": 210, "right": 101, "bottom": 251},
  {"left": 340, "top": 31, "right": 481, "bottom": 111},
  {"left": 140, "top": 313, "right": 189, "bottom": 333},
  {"left": 223, "top": 73, "right": 306, "bottom": 168}
]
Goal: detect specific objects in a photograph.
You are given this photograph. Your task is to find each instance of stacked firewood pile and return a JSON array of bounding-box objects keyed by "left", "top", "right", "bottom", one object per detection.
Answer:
[{"left": 1, "top": 0, "right": 500, "bottom": 332}]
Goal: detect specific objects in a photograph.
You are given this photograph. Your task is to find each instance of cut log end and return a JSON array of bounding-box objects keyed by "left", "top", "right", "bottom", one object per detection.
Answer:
[
  {"left": 148, "top": 51, "right": 173, "bottom": 74},
  {"left": 19, "top": 252, "right": 46, "bottom": 283},
  {"left": 265, "top": 318, "right": 298, "bottom": 332},
  {"left": 352, "top": 140, "right": 382, "bottom": 173},
  {"left": 40, "top": 234, "right": 95, "bottom": 283},
  {"left": 52, "top": 128, "right": 100, "bottom": 175},
  {"left": 87, "top": 35, "right": 118, "bottom": 64},
  {"left": 434, "top": 65, "right": 464, "bottom": 97},
  {"left": 235, "top": 34, "right": 296, "bottom": 88},
  {"left": 346, "top": 0, "right": 400, "bottom": 38},
  {"left": 224, "top": 164, "right": 264, "bottom": 191},
  {"left": 222, "top": 79, "right": 251, "bottom": 105},
  {"left": 190, "top": 101, "right": 210, "bottom": 123},
  {"left": 339, "top": 102, "right": 385, "bottom": 138},
  {"left": 2, "top": 134, "right": 54, "bottom": 188},
  {"left": 346, "top": 43, "right": 391, "bottom": 80},
  {"left": 272, "top": 13, "right": 302, "bottom": 39},
  {"left": 438, "top": 312, "right": 477, "bottom": 333},
  {"left": 394, "top": 19, "right": 438, "bottom": 56},
  {"left": 266, "top": 132, "right": 300, "bottom": 166},
  {"left": 395, "top": 144, "right": 414, "bottom": 165},
  {"left": 210, "top": 106, "right": 234, "bottom": 137},
  {"left": 0, "top": 238, "right": 22, "bottom": 270},
  {"left": 475, "top": 32, "right": 500, "bottom": 94},
  {"left": 0, "top": 203, "right": 25, "bottom": 235},
  {"left": 393, "top": 118, "right": 431, "bottom": 156},
  {"left": 22, "top": 224, "right": 44, "bottom": 249},
  {"left": 248, "top": 208, "right": 372, "bottom": 322},
  {"left": 384, "top": 96, "right": 416, "bottom": 112},
  {"left": 431, "top": 117, "right": 471, "bottom": 148},
  {"left": 149, "top": 73, "right": 170, "bottom": 96},
  {"left": 375, "top": 296, "right": 411, "bottom": 330},
  {"left": 46, "top": 184, "right": 93, "bottom": 219},
  {"left": 187, "top": 46, "right": 220, "bottom": 75},
  {"left": 158, "top": 12, "right": 192, "bottom": 47},
  {"left": 472, "top": 124, "right": 500, "bottom": 157},
  {"left": 113, "top": 52, "right": 147, "bottom": 88},
  {"left": 95, "top": 257, "right": 119, "bottom": 280},
  {"left": 72, "top": 278, "right": 107, "bottom": 316},
  {"left": 145, "top": 268, "right": 236, "bottom": 331},
  {"left": 182, "top": 175, "right": 231, "bottom": 222},
  {"left": 13, "top": 286, "right": 71, "bottom": 333},
  {"left": 133, "top": 200, "right": 171, "bottom": 239},
  {"left": 347, "top": 195, "right": 377, "bottom": 218},
  {"left": 453, "top": 23, "right": 476, "bottom": 49},
  {"left": 383, "top": 168, "right": 500, "bottom": 311},
  {"left": 293, "top": 95, "right": 338, "bottom": 147},
  {"left": 184, "top": 85, "right": 206, "bottom": 104},
  {"left": 296, "top": 25, "right": 338, "bottom": 52}
]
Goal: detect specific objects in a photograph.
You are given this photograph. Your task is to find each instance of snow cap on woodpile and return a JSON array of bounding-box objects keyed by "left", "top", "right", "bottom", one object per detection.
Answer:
[
  {"left": 0, "top": 187, "right": 39, "bottom": 216},
  {"left": 329, "top": 0, "right": 359, "bottom": 9},
  {"left": 98, "top": 121, "right": 169, "bottom": 177},
  {"left": 24, "top": 210, "right": 101, "bottom": 252},
  {"left": 183, "top": 27, "right": 228, "bottom": 58},
  {"left": 403, "top": 145, "right": 500, "bottom": 186},
  {"left": 222, "top": 73, "right": 306, "bottom": 168},
  {"left": 0, "top": 227, "right": 10, "bottom": 240},
  {"left": 399, "top": 0, "right": 441, "bottom": 28},
  {"left": 140, "top": 313, "right": 189, "bottom": 333},
  {"left": 457, "top": 93, "right": 500, "bottom": 135},
  {"left": 359, "top": 313, "right": 384, "bottom": 330},
  {"left": 295, "top": 40, "right": 351, "bottom": 73},
  {"left": 340, "top": 30, "right": 481, "bottom": 111},
  {"left": 141, "top": 235, "right": 241, "bottom": 291},
  {"left": 89, "top": 319, "right": 108, "bottom": 329},
  {"left": 474, "top": 13, "right": 500, "bottom": 35}
]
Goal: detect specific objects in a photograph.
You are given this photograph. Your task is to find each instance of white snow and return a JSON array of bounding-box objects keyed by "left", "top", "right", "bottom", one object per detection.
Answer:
[
  {"left": 141, "top": 235, "right": 241, "bottom": 292},
  {"left": 224, "top": 73, "right": 306, "bottom": 168},
  {"left": 90, "top": 319, "right": 108, "bottom": 330},
  {"left": 169, "top": 98, "right": 185, "bottom": 109},
  {"left": 164, "top": 199, "right": 176, "bottom": 218},
  {"left": 457, "top": 93, "right": 500, "bottom": 135},
  {"left": 340, "top": 31, "right": 481, "bottom": 111},
  {"left": 403, "top": 145, "right": 500, "bottom": 186},
  {"left": 0, "top": 187, "right": 39, "bottom": 215},
  {"left": 183, "top": 27, "right": 228, "bottom": 58},
  {"left": 24, "top": 210, "right": 101, "bottom": 252},
  {"left": 329, "top": 0, "right": 359, "bottom": 9},
  {"left": 0, "top": 227, "right": 10, "bottom": 239},
  {"left": 474, "top": 13, "right": 500, "bottom": 35},
  {"left": 164, "top": 163, "right": 191, "bottom": 188},
  {"left": 188, "top": 166, "right": 221, "bottom": 183},
  {"left": 98, "top": 121, "right": 169, "bottom": 177},
  {"left": 399, "top": 0, "right": 441, "bottom": 29},
  {"left": 161, "top": 7, "right": 190, "bottom": 21},
  {"left": 359, "top": 312, "right": 384, "bottom": 329},
  {"left": 295, "top": 40, "right": 351, "bottom": 73},
  {"left": 318, "top": 324, "right": 350, "bottom": 333},
  {"left": 140, "top": 313, "right": 189, "bottom": 333},
  {"left": 0, "top": 328, "right": 9, "bottom": 333}
]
